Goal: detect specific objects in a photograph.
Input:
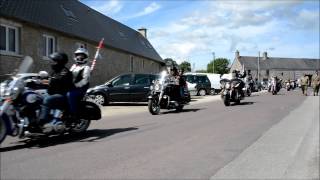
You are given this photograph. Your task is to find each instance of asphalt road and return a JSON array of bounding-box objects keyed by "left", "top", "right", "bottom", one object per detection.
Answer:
[{"left": 0, "top": 90, "right": 317, "bottom": 179}]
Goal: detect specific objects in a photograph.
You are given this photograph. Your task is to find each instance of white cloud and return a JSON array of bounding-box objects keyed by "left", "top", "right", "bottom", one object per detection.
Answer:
[
  {"left": 90, "top": 0, "right": 123, "bottom": 15},
  {"left": 125, "top": 2, "right": 161, "bottom": 20}
]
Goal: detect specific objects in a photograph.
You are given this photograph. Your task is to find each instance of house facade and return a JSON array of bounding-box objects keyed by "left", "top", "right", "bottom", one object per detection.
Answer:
[
  {"left": 0, "top": 0, "right": 164, "bottom": 86},
  {"left": 230, "top": 50, "right": 320, "bottom": 82}
]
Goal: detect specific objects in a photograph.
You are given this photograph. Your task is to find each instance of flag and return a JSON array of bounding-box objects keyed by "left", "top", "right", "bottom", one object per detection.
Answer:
[{"left": 91, "top": 38, "right": 104, "bottom": 71}]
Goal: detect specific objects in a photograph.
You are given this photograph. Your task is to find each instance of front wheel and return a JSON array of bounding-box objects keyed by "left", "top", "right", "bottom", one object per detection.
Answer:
[
  {"left": 70, "top": 119, "right": 91, "bottom": 133},
  {"left": 223, "top": 96, "right": 230, "bottom": 106},
  {"left": 93, "top": 94, "right": 107, "bottom": 106},
  {"left": 176, "top": 105, "right": 184, "bottom": 112},
  {"left": 148, "top": 98, "right": 160, "bottom": 115},
  {"left": 198, "top": 89, "right": 206, "bottom": 96},
  {"left": 0, "top": 118, "right": 8, "bottom": 144}
]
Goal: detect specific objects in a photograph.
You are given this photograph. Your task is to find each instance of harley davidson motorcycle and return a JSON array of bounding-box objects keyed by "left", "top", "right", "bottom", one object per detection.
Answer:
[
  {"left": 0, "top": 56, "right": 101, "bottom": 144},
  {"left": 148, "top": 71, "right": 190, "bottom": 115},
  {"left": 220, "top": 78, "right": 244, "bottom": 106}
]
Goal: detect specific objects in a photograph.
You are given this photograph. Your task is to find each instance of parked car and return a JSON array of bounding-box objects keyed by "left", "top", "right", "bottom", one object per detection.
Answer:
[
  {"left": 184, "top": 74, "right": 211, "bottom": 96},
  {"left": 86, "top": 73, "right": 159, "bottom": 105}
]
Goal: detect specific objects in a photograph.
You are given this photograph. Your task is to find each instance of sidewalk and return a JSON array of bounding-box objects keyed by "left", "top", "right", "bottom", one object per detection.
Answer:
[{"left": 210, "top": 96, "right": 319, "bottom": 179}]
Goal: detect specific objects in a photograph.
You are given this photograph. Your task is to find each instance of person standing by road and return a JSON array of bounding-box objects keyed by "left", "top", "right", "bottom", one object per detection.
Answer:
[
  {"left": 300, "top": 73, "right": 309, "bottom": 96},
  {"left": 312, "top": 71, "right": 320, "bottom": 96}
]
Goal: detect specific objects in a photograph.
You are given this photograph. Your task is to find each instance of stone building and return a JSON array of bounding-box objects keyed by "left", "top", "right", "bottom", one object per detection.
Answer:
[
  {"left": 0, "top": 0, "right": 164, "bottom": 86},
  {"left": 230, "top": 50, "right": 320, "bottom": 82}
]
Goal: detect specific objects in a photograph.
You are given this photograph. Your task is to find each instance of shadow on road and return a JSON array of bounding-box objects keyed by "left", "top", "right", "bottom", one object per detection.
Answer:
[
  {"left": 230, "top": 101, "right": 255, "bottom": 106},
  {"left": 0, "top": 127, "right": 138, "bottom": 152},
  {"left": 107, "top": 103, "right": 147, "bottom": 106},
  {"left": 160, "top": 108, "right": 204, "bottom": 115}
]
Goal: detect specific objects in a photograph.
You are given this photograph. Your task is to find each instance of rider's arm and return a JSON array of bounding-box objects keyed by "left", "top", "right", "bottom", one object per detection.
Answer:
[{"left": 74, "top": 66, "right": 91, "bottom": 88}]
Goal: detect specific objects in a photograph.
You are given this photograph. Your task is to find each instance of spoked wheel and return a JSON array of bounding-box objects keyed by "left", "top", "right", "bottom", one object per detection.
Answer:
[
  {"left": 93, "top": 94, "right": 106, "bottom": 106},
  {"left": 70, "top": 119, "right": 91, "bottom": 133},
  {"left": 0, "top": 118, "right": 8, "bottom": 144},
  {"left": 148, "top": 99, "right": 160, "bottom": 115}
]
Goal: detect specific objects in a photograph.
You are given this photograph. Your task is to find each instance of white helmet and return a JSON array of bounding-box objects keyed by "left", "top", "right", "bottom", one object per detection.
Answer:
[
  {"left": 74, "top": 47, "right": 89, "bottom": 64},
  {"left": 38, "top": 71, "right": 48, "bottom": 79}
]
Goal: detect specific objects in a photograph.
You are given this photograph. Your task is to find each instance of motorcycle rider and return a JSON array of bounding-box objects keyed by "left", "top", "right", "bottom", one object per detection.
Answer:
[
  {"left": 231, "top": 70, "right": 246, "bottom": 97},
  {"left": 39, "top": 52, "right": 73, "bottom": 128},
  {"left": 67, "top": 47, "right": 91, "bottom": 119}
]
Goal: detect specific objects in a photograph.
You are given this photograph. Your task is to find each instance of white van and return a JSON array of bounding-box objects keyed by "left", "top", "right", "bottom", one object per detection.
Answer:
[{"left": 185, "top": 73, "right": 222, "bottom": 94}]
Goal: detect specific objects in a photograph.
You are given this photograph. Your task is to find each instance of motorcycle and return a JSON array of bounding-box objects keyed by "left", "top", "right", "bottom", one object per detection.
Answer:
[
  {"left": 285, "top": 81, "right": 291, "bottom": 91},
  {"left": 0, "top": 56, "right": 101, "bottom": 144},
  {"left": 148, "top": 71, "right": 190, "bottom": 115},
  {"left": 220, "top": 78, "right": 244, "bottom": 106}
]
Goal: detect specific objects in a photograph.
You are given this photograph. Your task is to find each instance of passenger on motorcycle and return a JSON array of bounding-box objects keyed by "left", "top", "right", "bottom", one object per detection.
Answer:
[
  {"left": 166, "top": 67, "right": 182, "bottom": 101},
  {"left": 67, "top": 47, "right": 91, "bottom": 119},
  {"left": 39, "top": 52, "right": 73, "bottom": 128}
]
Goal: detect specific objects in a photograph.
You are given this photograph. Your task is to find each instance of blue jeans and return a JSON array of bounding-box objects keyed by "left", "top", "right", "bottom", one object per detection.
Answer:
[
  {"left": 67, "top": 88, "right": 87, "bottom": 116},
  {"left": 39, "top": 94, "right": 66, "bottom": 124}
]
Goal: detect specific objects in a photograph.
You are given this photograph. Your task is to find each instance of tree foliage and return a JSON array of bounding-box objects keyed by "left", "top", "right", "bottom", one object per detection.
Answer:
[
  {"left": 179, "top": 61, "right": 191, "bottom": 72},
  {"left": 196, "top": 69, "right": 207, "bottom": 73},
  {"left": 207, "top": 58, "right": 230, "bottom": 74}
]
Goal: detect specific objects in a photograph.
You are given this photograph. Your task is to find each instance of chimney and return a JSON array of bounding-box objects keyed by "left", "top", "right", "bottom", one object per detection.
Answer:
[
  {"left": 138, "top": 27, "right": 147, "bottom": 38},
  {"left": 263, "top": 51, "right": 268, "bottom": 60},
  {"left": 235, "top": 50, "right": 240, "bottom": 59}
]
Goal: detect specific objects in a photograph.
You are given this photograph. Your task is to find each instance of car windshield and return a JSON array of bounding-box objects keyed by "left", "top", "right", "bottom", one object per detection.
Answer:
[{"left": 186, "top": 75, "right": 196, "bottom": 84}]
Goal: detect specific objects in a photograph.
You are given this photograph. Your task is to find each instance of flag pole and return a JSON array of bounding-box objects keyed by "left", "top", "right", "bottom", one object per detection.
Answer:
[{"left": 91, "top": 38, "right": 104, "bottom": 71}]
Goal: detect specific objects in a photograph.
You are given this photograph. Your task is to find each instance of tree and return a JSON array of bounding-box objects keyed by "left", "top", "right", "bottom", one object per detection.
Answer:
[
  {"left": 164, "top": 58, "right": 178, "bottom": 69},
  {"left": 196, "top": 69, "right": 207, "bottom": 73},
  {"left": 179, "top": 61, "right": 191, "bottom": 72},
  {"left": 207, "top": 58, "right": 230, "bottom": 74}
]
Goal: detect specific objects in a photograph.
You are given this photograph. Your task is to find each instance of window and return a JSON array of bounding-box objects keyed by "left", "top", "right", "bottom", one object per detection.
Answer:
[
  {"left": 130, "top": 56, "right": 134, "bottom": 72},
  {"left": 43, "top": 34, "right": 56, "bottom": 57},
  {"left": 134, "top": 74, "right": 150, "bottom": 85},
  {"left": 0, "top": 24, "right": 19, "bottom": 54},
  {"left": 112, "top": 74, "right": 132, "bottom": 86}
]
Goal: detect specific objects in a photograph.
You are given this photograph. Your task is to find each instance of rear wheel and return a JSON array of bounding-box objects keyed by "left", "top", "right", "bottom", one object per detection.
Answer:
[
  {"left": 198, "top": 89, "right": 206, "bottom": 96},
  {"left": 148, "top": 98, "right": 160, "bottom": 115},
  {"left": 0, "top": 118, "right": 8, "bottom": 144},
  {"left": 70, "top": 119, "right": 91, "bottom": 133}
]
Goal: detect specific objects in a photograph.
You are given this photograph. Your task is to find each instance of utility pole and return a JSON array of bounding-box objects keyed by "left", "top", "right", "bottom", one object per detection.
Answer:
[
  {"left": 212, "top": 52, "right": 215, "bottom": 74},
  {"left": 258, "top": 51, "right": 260, "bottom": 82}
]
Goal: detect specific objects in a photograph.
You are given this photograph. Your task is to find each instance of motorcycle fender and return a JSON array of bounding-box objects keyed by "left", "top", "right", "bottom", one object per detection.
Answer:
[
  {"left": 148, "top": 94, "right": 159, "bottom": 100},
  {"left": 79, "top": 101, "right": 101, "bottom": 120}
]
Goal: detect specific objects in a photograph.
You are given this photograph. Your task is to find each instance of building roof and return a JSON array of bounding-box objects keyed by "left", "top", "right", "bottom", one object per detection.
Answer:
[
  {"left": 237, "top": 56, "right": 320, "bottom": 71},
  {"left": 0, "top": 0, "right": 164, "bottom": 63}
]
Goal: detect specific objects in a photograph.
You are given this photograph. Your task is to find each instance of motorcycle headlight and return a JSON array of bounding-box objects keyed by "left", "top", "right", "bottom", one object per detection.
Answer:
[
  {"left": 154, "top": 84, "right": 161, "bottom": 91},
  {"left": 225, "top": 83, "right": 231, "bottom": 89}
]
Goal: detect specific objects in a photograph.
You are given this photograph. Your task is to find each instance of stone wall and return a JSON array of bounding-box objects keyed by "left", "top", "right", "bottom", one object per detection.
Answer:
[{"left": 0, "top": 18, "right": 163, "bottom": 86}]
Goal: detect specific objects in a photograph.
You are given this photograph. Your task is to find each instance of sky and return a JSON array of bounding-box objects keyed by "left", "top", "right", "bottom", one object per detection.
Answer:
[{"left": 81, "top": 0, "right": 320, "bottom": 70}]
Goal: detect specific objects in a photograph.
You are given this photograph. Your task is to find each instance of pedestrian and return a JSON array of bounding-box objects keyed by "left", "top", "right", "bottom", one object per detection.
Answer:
[
  {"left": 300, "top": 73, "right": 309, "bottom": 96},
  {"left": 312, "top": 71, "right": 320, "bottom": 96}
]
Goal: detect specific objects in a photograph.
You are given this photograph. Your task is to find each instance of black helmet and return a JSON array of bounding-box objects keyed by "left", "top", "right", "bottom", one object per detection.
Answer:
[{"left": 49, "top": 52, "right": 68, "bottom": 65}]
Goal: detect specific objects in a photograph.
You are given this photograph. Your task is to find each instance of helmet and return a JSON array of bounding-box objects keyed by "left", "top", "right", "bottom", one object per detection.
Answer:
[
  {"left": 49, "top": 52, "right": 68, "bottom": 65},
  {"left": 74, "top": 47, "right": 89, "bottom": 64},
  {"left": 38, "top": 71, "right": 48, "bottom": 79}
]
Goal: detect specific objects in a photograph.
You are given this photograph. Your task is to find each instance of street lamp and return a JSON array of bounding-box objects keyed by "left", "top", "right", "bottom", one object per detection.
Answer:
[{"left": 212, "top": 52, "right": 215, "bottom": 73}]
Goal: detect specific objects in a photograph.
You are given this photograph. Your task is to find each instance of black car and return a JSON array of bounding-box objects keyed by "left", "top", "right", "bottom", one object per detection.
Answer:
[
  {"left": 185, "top": 74, "right": 211, "bottom": 96},
  {"left": 86, "top": 73, "right": 159, "bottom": 105}
]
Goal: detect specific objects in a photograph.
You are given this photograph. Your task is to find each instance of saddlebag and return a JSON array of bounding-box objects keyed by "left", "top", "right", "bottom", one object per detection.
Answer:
[{"left": 79, "top": 101, "right": 101, "bottom": 120}]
